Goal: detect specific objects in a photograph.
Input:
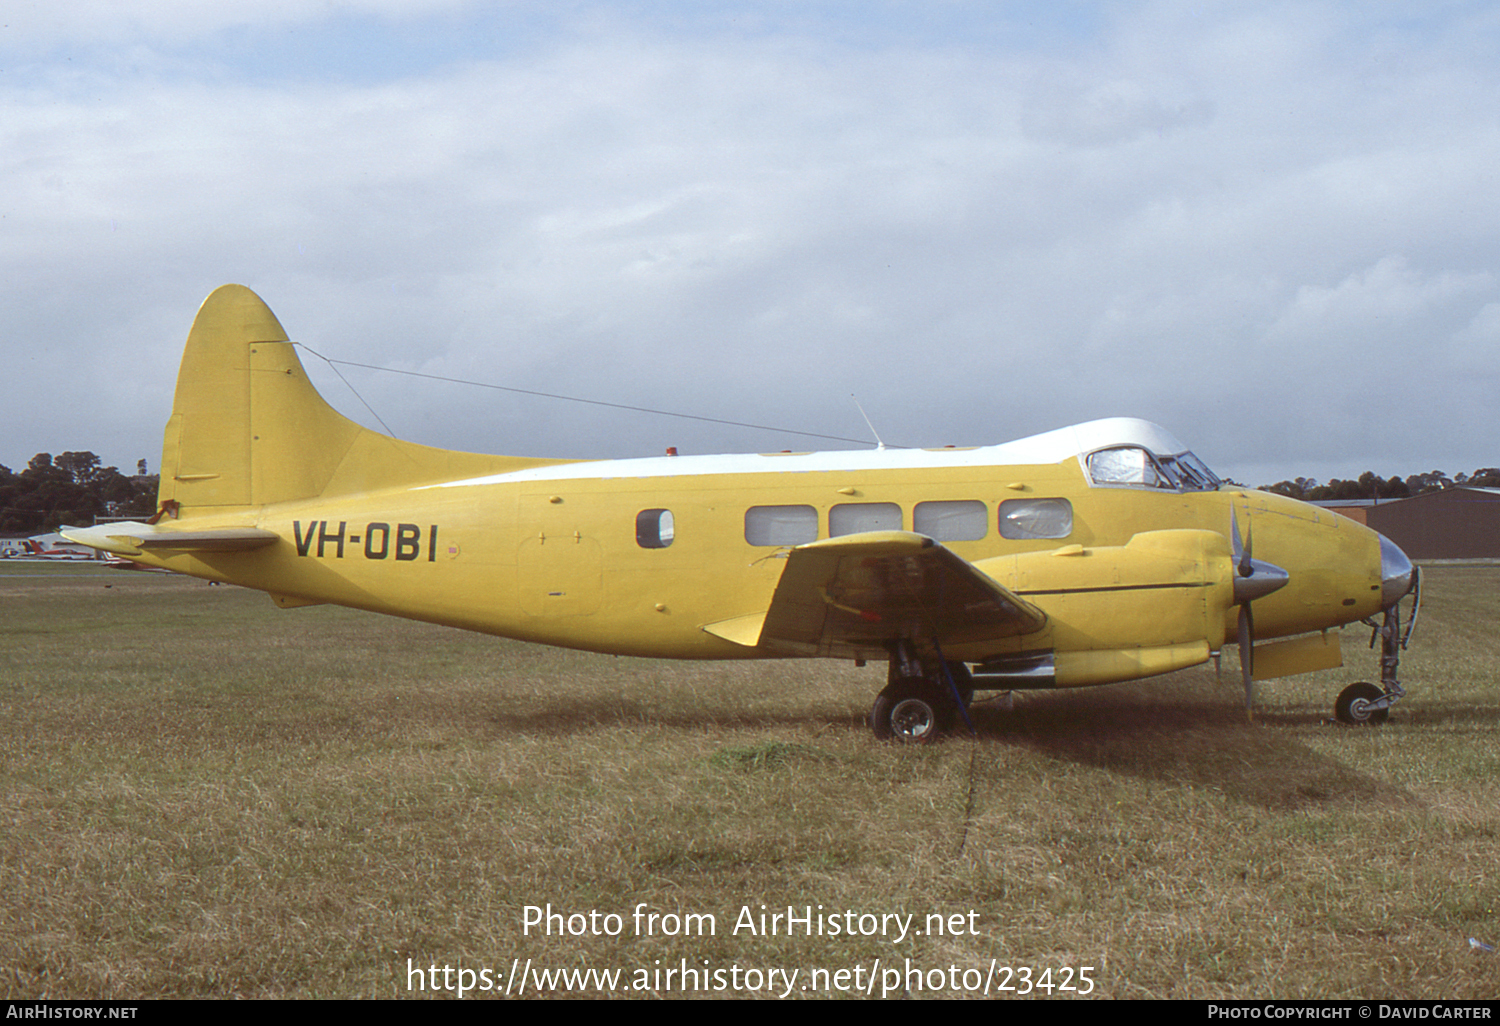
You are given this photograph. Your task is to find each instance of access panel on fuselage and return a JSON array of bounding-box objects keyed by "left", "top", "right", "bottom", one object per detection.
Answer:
[{"left": 517, "top": 493, "right": 603, "bottom": 617}]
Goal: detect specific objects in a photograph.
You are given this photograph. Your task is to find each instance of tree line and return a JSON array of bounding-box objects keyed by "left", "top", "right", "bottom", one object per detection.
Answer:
[
  {"left": 1263, "top": 468, "right": 1500, "bottom": 502},
  {"left": 4, "top": 450, "right": 1499, "bottom": 536},
  {"left": 0, "top": 453, "right": 158, "bottom": 533}
]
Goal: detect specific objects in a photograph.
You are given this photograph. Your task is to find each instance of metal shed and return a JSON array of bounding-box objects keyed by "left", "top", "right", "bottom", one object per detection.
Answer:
[{"left": 1361, "top": 486, "right": 1500, "bottom": 560}]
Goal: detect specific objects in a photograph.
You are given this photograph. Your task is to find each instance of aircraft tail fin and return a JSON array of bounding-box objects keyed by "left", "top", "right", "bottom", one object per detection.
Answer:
[{"left": 159, "top": 284, "right": 564, "bottom": 517}]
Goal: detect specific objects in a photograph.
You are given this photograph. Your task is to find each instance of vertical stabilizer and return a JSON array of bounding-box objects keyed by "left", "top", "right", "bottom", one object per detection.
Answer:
[
  {"left": 157, "top": 285, "right": 572, "bottom": 518},
  {"left": 159, "top": 284, "right": 361, "bottom": 514}
]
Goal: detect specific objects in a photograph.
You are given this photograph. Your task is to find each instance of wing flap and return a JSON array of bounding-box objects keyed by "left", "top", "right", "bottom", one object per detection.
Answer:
[{"left": 711, "top": 530, "right": 1046, "bottom": 657}]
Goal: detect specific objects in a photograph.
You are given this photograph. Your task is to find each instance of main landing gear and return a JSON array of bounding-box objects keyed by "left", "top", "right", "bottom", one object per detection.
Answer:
[{"left": 868, "top": 643, "right": 973, "bottom": 743}]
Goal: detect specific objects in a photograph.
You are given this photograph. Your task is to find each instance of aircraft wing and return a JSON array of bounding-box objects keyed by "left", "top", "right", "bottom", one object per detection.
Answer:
[
  {"left": 61, "top": 522, "right": 278, "bottom": 557},
  {"left": 705, "top": 531, "right": 1047, "bottom": 657}
]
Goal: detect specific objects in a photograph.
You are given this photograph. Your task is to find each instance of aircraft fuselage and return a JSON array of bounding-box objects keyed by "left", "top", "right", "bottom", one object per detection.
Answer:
[{"left": 123, "top": 447, "right": 1386, "bottom": 670}]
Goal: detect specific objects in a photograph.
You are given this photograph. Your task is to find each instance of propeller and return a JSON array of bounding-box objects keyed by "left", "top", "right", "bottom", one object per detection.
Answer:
[{"left": 1229, "top": 505, "right": 1290, "bottom": 711}]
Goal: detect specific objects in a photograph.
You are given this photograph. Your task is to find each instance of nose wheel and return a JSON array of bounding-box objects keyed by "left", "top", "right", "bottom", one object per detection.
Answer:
[{"left": 1334, "top": 682, "right": 1389, "bottom": 725}]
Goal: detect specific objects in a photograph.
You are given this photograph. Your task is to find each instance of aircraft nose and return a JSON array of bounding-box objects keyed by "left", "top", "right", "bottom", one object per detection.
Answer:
[{"left": 1379, "top": 532, "right": 1415, "bottom": 607}]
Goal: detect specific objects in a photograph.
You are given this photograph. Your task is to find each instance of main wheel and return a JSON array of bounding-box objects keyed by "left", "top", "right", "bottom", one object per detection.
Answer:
[
  {"left": 870, "top": 677, "right": 955, "bottom": 743},
  {"left": 1334, "top": 682, "right": 1389, "bottom": 725}
]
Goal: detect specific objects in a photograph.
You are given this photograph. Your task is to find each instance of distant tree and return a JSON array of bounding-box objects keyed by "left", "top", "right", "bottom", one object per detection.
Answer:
[
  {"left": 53, "top": 451, "right": 106, "bottom": 485},
  {"left": 1259, "top": 472, "right": 1409, "bottom": 501},
  {"left": 119, "top": 474, "right": 158, "bottom": 518},
  {"left": 1405, "top": 470, "right": 1452, "bottom": 494},
  {"left": 15, "top": 453, "right": 92, "bottom": 528},
  {"left": 1469, "top": 468, "right": 1500, "bottom": 488},
  {"left": 1, "top": 451, "right": 156, "bottom": 532},
  {"left": 0, "top": 463, "right": 18, "bottom": 532},
  {"left": 1351, "top": 471, "right": 1408, "bottom": 501},
  {"left": 1328, "top": 478, "right": 1350, "bottom": 498}
]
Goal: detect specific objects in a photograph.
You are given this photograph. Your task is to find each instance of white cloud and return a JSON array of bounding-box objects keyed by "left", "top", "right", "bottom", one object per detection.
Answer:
[
  {"left": 1268, "top": 257, "right": 1492, "bottom": 343},
  {"left": 0, "top": 0, "right": 482, "bottom": 49},
  {"left": 3, "top": 3, "right": 1500, "bottom": 484}
]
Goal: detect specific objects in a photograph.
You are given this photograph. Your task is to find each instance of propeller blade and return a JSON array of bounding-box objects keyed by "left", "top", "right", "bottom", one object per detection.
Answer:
[
  {"left": 1226, "top": 503, "right": 1281, "bottom": 716},
  {"left": 1238, "top": 604, "right": 1255, "bottom": 709},
  {"left": 1239, "top": 507, "right": 1254, "bottom": 579}
]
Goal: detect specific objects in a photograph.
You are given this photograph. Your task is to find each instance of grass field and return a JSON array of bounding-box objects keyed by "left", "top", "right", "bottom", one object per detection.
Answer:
[{"left": 2, "top": 562, "right": 1498, "bottom": 999}]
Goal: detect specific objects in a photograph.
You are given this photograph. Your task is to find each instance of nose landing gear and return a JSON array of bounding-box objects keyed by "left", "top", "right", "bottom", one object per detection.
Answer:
[{"left": 1335, "top": 569, "right": 1420, "bottom": 725}]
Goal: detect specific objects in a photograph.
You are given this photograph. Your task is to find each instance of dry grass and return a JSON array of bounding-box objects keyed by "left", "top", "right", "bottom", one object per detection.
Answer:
[{"left": 1, "top": 563, "right": 1498, "bottom": 999}]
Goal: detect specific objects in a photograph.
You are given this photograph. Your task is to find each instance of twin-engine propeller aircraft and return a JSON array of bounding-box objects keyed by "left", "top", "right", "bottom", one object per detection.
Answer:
[{"left": 65, "top": 285, "right": 1421, "bottom": 740}]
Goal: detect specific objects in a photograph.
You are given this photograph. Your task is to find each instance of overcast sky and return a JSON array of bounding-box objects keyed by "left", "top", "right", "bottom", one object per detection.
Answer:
[{"left": 4, "top": 1, "right": 1498, "bottom": 487}]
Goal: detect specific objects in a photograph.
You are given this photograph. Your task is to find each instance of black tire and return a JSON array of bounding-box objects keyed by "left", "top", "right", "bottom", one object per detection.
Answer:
[
  {"left": 870, "top": 677, "right": 954, "bottom": 743},
  {"left": 1334, "top": 682, "right": 1389, "bottom": 725}
]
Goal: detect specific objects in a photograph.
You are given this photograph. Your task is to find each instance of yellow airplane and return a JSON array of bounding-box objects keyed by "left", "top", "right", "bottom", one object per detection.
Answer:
[{"left": 65, "top": 284, "right": 1421, "bottom": 740}]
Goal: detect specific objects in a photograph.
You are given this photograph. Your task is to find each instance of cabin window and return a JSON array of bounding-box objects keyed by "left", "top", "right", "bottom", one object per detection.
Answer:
[
  {"left": 998, "top": 498, "right": 1073, "bottom": 540},
  {"left": 636, "top": 508, "right": 675, "bottom": 549},
  {"left": 913, "top": 500, "right": 988, "bottom": 541},
  {"left": 829, "top": 502, "right": 901, "bottom": 537},
  {"left": 1086, "top": 446, "right": 1172, "bottom": 488},
  {"left": 745, "top": 505, "right": 818, "bottom": 546}
]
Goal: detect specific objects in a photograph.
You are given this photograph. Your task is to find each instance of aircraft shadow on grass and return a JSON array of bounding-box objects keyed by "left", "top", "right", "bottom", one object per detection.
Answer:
[
  {"left": 470, "top": 669, "right": 1434, "bottom": 814},
  {"left": 966, "top": 688, "right": 1422, "bottom": 812}
]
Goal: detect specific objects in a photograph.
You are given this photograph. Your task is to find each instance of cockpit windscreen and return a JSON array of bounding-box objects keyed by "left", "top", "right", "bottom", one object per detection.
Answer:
[{"left": 1087, "top": 446, "right": 1221, "bottom": 491}]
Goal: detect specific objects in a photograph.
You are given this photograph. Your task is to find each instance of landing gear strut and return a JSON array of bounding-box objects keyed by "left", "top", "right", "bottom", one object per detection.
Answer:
[
  {"left": 1335, "top": 570, "right": 1420, "bottom": 725},
  {"left": 868, "top": 642, "right": 973, "bottom": 742}
]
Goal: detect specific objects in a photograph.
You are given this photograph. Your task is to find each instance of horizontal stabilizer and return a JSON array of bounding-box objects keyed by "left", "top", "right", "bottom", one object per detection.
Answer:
[{"left": 61, "top": 522, "right": 279, "bottom": 557}]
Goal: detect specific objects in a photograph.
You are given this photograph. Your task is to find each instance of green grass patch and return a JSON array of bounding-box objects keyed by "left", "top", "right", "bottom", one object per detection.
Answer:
[{"left": 1, "top": 563, "right": 1498, "bottom": 998}]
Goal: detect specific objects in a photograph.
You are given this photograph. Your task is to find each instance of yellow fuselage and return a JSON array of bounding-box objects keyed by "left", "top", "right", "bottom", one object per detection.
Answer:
[{"left": 132, "top": 454, "right": 1385, "bottom": 676}]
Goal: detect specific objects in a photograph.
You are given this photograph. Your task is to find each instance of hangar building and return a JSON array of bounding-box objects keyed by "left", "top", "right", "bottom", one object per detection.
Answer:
[{"left": 1321, "top": 487, "right": 1500, "bottom": 559}]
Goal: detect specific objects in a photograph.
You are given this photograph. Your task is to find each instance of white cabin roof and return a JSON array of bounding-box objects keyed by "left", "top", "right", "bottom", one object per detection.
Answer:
[{"left": 422, "top": 417, "right": 1198, "bottom": 489}]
